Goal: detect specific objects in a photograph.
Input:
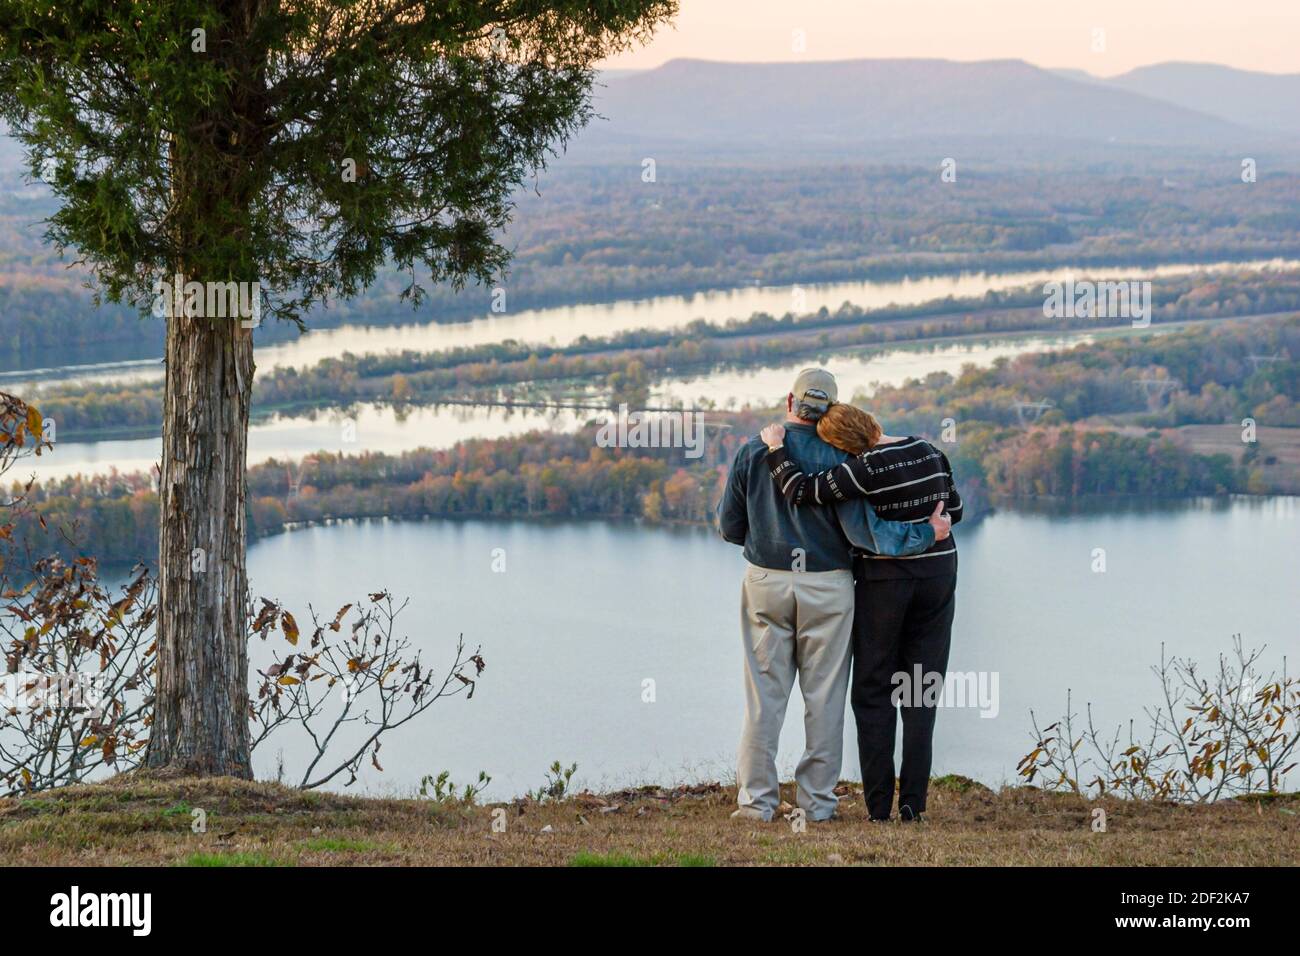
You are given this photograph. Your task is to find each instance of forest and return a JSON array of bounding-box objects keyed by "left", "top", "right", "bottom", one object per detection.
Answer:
[{"left": 4, "top": 160, "right": 1300, "bottom": 362}]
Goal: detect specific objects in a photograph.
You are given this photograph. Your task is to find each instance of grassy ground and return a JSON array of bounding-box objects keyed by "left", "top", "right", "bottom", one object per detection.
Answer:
[{"left": 1, "top": 771, "right": 1295, "bottom": 866}]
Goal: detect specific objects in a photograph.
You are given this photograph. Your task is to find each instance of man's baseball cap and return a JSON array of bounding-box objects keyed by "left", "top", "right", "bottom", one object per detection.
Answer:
[{"left": 791, "top": 368, "right": 838, "bottom": 412}]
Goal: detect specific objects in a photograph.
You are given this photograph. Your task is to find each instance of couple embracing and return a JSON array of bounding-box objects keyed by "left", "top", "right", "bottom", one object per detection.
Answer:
[{"left": 717, "top": 368, "right": 962, "bottom": 823}]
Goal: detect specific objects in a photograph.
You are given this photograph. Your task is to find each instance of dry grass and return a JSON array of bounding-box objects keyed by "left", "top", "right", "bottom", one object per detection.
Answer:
[
  {"left": 0, "top": 771, "right": 1295, "bottom": 866},
  {"left": 1174, "top": 424, "right": 1300, "bottom": 492}
]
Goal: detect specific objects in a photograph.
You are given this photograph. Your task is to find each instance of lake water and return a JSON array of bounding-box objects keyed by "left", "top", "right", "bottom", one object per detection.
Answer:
[
  {"left": 18, "top": 331, "right": 1095, "bottom": 481},
  {"left": 237, "top": 496, "right": 1299, "bottom": 798},
  {"left": 6, "top": 257, "right": 1291, "bottom": 390}
]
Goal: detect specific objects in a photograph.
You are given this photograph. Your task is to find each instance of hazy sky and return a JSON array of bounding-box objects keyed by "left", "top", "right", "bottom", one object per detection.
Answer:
[{"left": 600, "top": 0, "right": 1300, "bottom": 76}]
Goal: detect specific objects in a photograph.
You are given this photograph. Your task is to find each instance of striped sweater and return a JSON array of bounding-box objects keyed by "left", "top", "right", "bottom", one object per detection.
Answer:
[{"left": 767, "top": 436, "right": 961, "bottom": 579}]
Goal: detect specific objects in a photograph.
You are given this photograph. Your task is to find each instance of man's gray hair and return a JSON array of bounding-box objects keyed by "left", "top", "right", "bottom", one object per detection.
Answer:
[{"left": 795, "top": 399, "right": 830, "bottom": 422}]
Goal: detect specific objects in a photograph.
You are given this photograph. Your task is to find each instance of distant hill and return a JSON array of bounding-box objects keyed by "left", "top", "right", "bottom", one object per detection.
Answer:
[
  {"left": 577, "top": 57, "right": 1265, "bottom": 159},
  {"left": 596, "top": 68, "right": 648, "bottom": 83},
  {"left": 1103, "top": 63, "right": 1300, "bottom": 139},
  {"left": 1048, "top": 68, "right": 1101, "bottom": 85}
]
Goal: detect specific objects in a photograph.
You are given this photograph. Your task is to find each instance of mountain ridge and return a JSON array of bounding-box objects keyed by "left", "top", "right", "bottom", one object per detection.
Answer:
[{"left": 577, "top": 57, "right": 1293, "bottom": 159}]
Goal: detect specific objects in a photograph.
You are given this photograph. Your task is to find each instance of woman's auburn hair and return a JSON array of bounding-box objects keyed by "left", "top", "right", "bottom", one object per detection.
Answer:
[{"left": 816, "top": 402, "right": 883, "bottom": 455}]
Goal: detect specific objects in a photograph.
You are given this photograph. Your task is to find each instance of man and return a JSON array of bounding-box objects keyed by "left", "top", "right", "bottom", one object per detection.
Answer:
[{"left": 716, "top": 368, "right": 951, "bottom": 821}]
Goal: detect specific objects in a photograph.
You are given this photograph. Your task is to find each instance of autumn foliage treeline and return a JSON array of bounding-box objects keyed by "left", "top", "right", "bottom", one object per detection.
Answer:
[
  {"left": 858, "top": 315, "right": 1296, "bottom": 500},
  {"left": 16, "top": 428, "right": 732, "bottom": 565},
  {"left": 866, "top": 313, "right": 1300, "bottom": 432}
]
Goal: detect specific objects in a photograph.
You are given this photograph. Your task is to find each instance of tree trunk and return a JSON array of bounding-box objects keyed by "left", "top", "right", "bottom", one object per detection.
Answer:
[{"left": 146, "top": 299, "right": 255, "bottom": 777}]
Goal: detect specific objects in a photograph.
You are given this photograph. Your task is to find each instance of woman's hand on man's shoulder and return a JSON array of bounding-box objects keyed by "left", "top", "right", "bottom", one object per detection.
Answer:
[{"left": 760, "top": 423, "right": 785, "bottom": 450}]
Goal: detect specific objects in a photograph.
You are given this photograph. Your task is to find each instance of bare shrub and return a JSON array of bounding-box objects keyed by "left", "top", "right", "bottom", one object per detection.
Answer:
[
  {"left": 0, "top": 558, "right": 155, "bottom": 795},
  {"left": 1019, "top": 636, "right": 1298, "bottom": 801},
  {"left": 249, "top": 592, "right": 485, "bottom": 790}
]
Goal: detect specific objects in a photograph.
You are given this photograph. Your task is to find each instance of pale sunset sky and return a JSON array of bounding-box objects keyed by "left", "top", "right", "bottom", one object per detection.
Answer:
[{"left": 599, "top": 0, "right": 1300, "bottom": 76}]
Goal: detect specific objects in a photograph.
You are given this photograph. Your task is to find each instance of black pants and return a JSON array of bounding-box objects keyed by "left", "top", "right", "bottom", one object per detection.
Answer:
[{"left": 851, "top": 571, "right": 957, "bottom": 820}]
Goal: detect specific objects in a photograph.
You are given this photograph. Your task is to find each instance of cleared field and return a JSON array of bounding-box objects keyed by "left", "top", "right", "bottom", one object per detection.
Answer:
[
  {"left": 1174, "top": 425, "right": 1300, "bottom": 493},
  {"left": 1086, "top": 423, "right": 1300, "bottom": 493}
]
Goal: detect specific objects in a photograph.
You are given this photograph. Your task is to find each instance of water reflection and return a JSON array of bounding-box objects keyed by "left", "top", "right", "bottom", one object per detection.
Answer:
[
  {"left": 655, "top": 333, "right": 1096, "bottom": 407},
  {"left": 17, "top": 333, "right": 1089, "bottom": 480}
]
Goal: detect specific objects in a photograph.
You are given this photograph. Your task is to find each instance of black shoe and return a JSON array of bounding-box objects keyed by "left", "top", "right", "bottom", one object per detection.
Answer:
[
  {"left": 899, "top": 805, "right": 926, "bottom": 824},
  {"left": 867, "top": 815, "right": 892, "bottom": 824}
]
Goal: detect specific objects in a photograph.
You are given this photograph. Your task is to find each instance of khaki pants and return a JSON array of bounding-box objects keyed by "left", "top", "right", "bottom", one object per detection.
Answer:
[{"left": 736, "top": 563, "right": 855, "bottom": 821}]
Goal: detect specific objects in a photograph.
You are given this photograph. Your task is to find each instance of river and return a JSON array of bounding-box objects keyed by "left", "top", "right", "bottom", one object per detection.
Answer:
[{"left": 5, "top": 257, "right": 1292, "bottom": 390}]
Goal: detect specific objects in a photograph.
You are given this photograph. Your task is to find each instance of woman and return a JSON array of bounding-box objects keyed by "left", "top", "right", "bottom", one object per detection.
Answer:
[{"left": 759, "top": 404, "right": 960, "bottom": 823}]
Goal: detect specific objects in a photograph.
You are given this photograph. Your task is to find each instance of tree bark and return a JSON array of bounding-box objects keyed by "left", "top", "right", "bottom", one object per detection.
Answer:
[
  {"left": 146, "top": 298, "right": 255, "bottom": 777},
  {"left": 143, "top": 10, "right": 267, "bottom": 777}
]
